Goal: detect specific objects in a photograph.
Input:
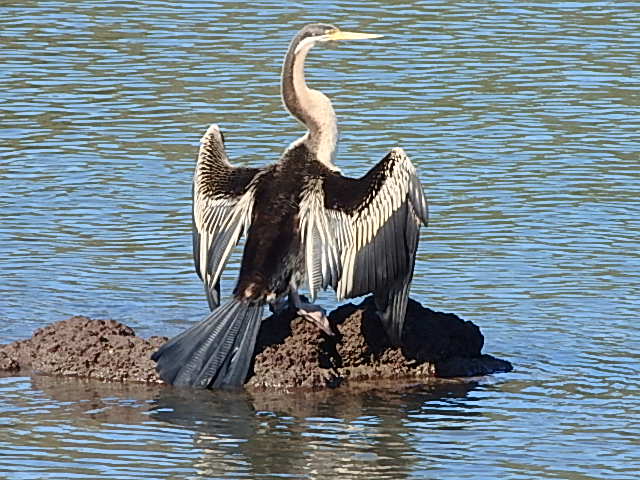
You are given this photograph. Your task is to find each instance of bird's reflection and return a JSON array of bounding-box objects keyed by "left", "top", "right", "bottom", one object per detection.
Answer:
[
  {"left": 22, "top": 373, "right": 484, "bottom": 478},
  {"left": 150, "top": 379, "right": 481, "bottom": 478}
]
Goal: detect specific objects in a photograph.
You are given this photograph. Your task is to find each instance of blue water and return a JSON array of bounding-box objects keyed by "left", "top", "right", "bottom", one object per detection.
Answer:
[{"left": 1, "top": 1, "right": 639, "bottom": 479}]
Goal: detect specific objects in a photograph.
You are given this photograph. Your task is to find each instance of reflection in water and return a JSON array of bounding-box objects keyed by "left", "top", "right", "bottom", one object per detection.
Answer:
[
  {"left": 28, "top": 374, "right": 163, "bottom": 425},
  {"left": 151, "top": 381, "right": 479, "bottom": 479},
  {"left": 0, "top": 374, "right": 482, "bottom": 479}
]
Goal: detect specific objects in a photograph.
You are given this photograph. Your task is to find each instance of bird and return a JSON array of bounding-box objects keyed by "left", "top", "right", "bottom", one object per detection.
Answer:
[{"left": 152, "top": 23, "right": 428, "bottom": 389}]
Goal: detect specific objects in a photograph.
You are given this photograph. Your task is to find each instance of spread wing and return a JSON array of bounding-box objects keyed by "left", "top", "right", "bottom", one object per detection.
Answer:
[
  {"left": 192, "top": 124, "right": 261, "bottom": 309},
  {"left": 299, "top": 147, "right": 428, "bottom": 344}
]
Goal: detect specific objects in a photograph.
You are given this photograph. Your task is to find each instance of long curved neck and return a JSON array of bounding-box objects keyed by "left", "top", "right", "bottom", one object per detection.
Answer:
[{"left": 281, "top": 38, "right": 338, "bottom": 168}]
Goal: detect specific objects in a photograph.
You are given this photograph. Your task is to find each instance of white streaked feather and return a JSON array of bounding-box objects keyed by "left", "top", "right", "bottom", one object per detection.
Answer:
[
  {"left": 193, "top": 185, "right": 256, "bottom": 304},
  {"left": 192, "top": 124, "right": 260, "bottom": 308},
  {"left": 298, "top": 147, "right": 427, "bottom": 302}
]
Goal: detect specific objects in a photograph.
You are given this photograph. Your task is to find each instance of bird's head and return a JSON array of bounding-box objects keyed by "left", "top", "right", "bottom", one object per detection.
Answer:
[{"left": 292, "top": 23, "right": 383, "bottom": 55}]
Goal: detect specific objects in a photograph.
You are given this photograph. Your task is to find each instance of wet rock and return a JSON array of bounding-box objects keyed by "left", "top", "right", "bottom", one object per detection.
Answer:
[{"left": 0, "top": 298, "right": 512, "bottom": 389}]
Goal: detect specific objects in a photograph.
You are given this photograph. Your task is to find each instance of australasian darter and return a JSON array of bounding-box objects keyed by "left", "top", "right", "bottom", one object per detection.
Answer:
[{"left": 152, "top": 24, "right": 428, "bottom": 388}]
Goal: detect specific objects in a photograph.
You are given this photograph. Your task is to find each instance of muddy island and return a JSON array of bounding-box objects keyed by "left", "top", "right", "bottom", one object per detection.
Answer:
[{"left": 0, "top": 297, "right": 512, "bottom": 390}]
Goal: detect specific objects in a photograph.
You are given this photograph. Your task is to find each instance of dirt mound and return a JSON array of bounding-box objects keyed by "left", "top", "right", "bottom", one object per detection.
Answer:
[
  {"left": 0, "top": 316, "right": 166, "bottom": 383},
  {"left": 0, "top": 297, "right": 512, "bottom": 390},
  {"left": 248, "top": 297, "right": 511, "bottom": 390}
]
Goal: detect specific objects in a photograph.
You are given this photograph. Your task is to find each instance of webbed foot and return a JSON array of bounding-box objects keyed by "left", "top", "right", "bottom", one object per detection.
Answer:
[{"left": 297, "top": 304, "right": 333, "bottom": 336}]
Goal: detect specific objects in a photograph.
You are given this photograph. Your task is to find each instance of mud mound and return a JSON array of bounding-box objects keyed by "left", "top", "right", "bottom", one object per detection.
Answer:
[
  {"left": 248, "top": 297, "right": 511, "bottom": 390},
  {"left": 0, "top": 298, "right": 512, "bottom": 389},
  {"left": 0, "top": 316, "right": 167, "bottom": 383}
]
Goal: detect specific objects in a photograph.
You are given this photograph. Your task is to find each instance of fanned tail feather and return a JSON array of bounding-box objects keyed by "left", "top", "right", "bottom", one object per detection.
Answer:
[{"left": 151, "top": 299, "right": 264, "bottom": 389}]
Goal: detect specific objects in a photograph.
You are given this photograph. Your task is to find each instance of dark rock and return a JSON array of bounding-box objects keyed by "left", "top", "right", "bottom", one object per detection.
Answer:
[
  {"left": 435, "top": 354, "right": 513, "bottom": 377},
  {"left": 0, "top": 298, "right": 512, "bottom": 390}
]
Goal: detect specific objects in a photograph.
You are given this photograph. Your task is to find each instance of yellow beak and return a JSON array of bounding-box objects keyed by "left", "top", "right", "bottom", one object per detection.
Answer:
[{"left": 324, "top": 30, "right": 383, "bottom": 41}]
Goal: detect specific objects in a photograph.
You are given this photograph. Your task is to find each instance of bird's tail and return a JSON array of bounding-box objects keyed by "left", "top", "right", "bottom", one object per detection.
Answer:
[{"left": 152, "top": 299, "right": 264, "bottom": 389}]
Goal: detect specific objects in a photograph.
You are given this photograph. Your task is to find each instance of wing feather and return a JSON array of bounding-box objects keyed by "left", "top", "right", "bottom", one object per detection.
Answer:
[
  {"left": 298, "top": 147, "right": 428, "bottom": 344},
  {"left": 192, "top": 124, "right": 261, "bottom": 309}
]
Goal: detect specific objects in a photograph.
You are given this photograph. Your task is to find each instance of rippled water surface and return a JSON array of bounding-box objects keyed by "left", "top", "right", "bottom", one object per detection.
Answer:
[{"left": 1, "top": 1, "right": 639, "bottom": 479}]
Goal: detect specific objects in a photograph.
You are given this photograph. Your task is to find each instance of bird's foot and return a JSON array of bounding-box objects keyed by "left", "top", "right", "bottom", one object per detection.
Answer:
[
  {"left": 269, "top": 296, "right": 289, "bottom": 315},
  {"left": 297, "top": 304, "right": 333, "bottom": 336}
]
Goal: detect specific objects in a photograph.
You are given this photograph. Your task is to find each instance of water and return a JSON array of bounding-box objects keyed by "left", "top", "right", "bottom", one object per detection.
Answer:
[{"left": 1, "top": 1, "right": 639, "bottom": 478}]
